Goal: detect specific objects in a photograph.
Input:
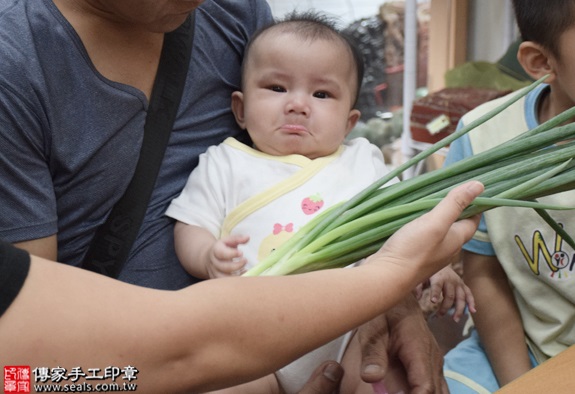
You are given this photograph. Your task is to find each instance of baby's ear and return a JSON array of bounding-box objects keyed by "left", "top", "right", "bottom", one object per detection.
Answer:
[
  {"left": 231, "top": 91, "right": 246, "bottom": 129},
  {"left": 345, "top": 109, "right": 361, "bottom": 136},
  {"left": 517, "top": 41, "right": 556, "bottom": 83}
]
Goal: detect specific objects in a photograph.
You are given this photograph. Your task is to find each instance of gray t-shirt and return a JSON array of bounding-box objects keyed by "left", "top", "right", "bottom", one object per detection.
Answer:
[{"left": 0, "top": 0, "right": 272, "bottom": 289}]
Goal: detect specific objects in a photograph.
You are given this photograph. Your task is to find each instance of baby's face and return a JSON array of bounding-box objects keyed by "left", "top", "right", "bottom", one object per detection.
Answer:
[{"left": 232, "top": 31, "right": 360, "bottom": 159}]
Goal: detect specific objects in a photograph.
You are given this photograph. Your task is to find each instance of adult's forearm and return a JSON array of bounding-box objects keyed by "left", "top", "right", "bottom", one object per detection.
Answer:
[
  {"left": 0, "top": 252, "right": 423, "bottom": 393},
  {"left": 186, "top": 263, "right": 429, "bottom": 389}
]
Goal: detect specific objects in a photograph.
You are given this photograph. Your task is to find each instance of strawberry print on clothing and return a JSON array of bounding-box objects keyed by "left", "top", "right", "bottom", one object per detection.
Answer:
[{"left": 301, "top": 193, "right": 324, "bottom": 215}]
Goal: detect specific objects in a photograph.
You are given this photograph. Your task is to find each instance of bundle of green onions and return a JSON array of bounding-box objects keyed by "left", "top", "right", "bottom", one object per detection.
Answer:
[{"left": 244, "top": 76, "right": 575, "bottom": 276}]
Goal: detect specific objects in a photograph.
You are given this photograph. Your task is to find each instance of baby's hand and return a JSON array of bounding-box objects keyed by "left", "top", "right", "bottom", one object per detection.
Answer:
[
  {"left": 424, "top": 265, "right": 475, "bottom": 322},
  {"left": 206, "top": 234, "right": 250, "bottom": 278}
]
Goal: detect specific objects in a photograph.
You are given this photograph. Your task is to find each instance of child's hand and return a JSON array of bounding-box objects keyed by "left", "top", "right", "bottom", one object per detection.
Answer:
[
  {"left": 424, "top": 265, "right": 476, "bottom": 322},
  {"left": 206, "top": 234, "right": 250, "bottom": 278}
]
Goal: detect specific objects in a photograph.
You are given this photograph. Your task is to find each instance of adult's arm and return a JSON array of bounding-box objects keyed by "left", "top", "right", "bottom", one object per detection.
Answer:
[
  {"left": 0, "top": 181, "right": 482, "bottom": 393},
  {"left": 463, "top": 250, "right": 532, "bottom": 385}
]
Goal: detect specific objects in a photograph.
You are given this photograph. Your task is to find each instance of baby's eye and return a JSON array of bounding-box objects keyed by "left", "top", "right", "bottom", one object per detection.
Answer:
[
  {"left": 269, "top": 85, "right": 286, "bottom": 93},
  {"left": 313, "top": 91, "right": 329, "bottom": 99}
]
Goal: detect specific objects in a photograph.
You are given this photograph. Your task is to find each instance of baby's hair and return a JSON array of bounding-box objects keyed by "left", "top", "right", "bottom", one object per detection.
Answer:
[
  {"left": 512, "top": 0, "right": 575, "bottom": 57},
  {"left": 242, "top": 9, "right": 364, "bottom": 106}
]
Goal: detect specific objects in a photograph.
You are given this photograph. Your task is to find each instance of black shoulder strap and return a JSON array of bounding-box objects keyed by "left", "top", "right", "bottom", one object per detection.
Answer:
[{"left": 82, "top": 14, "right": 196, "bottom": 278}]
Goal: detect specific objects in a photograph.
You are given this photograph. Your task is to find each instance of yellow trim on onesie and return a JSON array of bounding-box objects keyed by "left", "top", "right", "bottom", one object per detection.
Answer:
[{"left": 221, "top": 137, "right": 343, "bottom": 237}]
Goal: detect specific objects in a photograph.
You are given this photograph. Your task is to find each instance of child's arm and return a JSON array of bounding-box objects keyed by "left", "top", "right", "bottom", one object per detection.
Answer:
[
  {"left": 174, "top": 221, "right": 249, "bottom": 279},
  {"left": 421, "top": 265, "right": 476, "bottom": 322},
  {"left": 463, "top": 251, "right": 533, "bottom": 386}
]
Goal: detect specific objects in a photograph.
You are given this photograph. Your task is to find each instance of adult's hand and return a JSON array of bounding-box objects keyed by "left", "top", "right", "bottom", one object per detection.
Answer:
[
  {"left": 355, "top": 181, "right": 485, "bottom": 394},
  {"left": 358, "top": 295, "right": 448, "bottom": 394},
  {"left": 371, "top": 181, "right": 483, "bottom": 282},
  {"left": 297, "top": 361, "right": 343, "bottom": 394}
]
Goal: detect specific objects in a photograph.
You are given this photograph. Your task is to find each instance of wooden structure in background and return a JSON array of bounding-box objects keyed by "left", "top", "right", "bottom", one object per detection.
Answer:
[
  {"left": 496, "top": 345, "right": 575, "bottom": 393},
  {"left": 427, "top": 0, "right": 469, "bottom": 92}
]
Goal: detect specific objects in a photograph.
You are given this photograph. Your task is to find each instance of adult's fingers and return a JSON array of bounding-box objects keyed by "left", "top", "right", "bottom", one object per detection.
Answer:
[
  {"left": 386, "top": 296, "right": 447, "bottom": 394},
  {"left": 297, "top": 361, "right": 343, "bottom": 394},
  {"left": 428, "top": 181, "right": 484, "bottom": 239},
  {"left": 357, "top": 314, "right": 391, "bottom": 383}
]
